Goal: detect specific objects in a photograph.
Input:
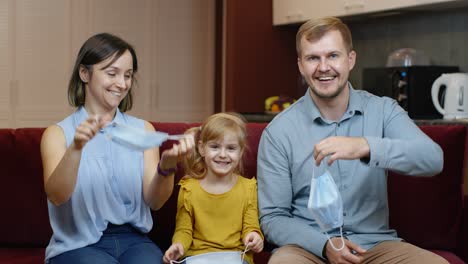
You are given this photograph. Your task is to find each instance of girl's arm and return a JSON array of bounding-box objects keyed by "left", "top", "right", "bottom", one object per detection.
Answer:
[
  {"left": 163, "top": 242, "right": 184, "bottom": 263},
  {"left": 242, "top": 178, "right": 264, "bottom": 251},
  {"left": 171, "top": 181, "right": 194, "bottom": 252}
]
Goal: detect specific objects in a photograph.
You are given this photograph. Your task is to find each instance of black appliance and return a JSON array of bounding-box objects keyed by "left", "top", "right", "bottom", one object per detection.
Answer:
[{"left": 362, "top": 66, "right": 459, "bottom": 119}]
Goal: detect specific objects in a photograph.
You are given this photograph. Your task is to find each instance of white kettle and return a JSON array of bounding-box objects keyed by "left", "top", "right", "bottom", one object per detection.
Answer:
[{"left": 431, "top": 73, "right": 468, "bottom": 119}]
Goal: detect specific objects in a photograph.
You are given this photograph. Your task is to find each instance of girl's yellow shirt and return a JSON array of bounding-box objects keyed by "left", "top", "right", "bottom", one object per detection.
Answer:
[{"left": 172, "top": 176, "right": 263, "bottom": 264}]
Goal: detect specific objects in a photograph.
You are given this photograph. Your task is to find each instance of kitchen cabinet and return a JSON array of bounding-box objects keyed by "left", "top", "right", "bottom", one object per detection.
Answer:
[
  {"left": 0, "top": 0, "right": 214, "bottom": 128},
  {"left": 273, "top": 0, "right": 466, "bottom": 26}
]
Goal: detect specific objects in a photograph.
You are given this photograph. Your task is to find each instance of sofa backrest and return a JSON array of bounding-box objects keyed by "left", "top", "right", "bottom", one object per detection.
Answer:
[
  {"left": 0, "top": 123, "right": 465, "bottom": 255},
  {"left": 388, "top": 125, "right": 466, "bottom": 251},
  {"left": 0, "top": 128, "right": 50, "bottom": 247}
]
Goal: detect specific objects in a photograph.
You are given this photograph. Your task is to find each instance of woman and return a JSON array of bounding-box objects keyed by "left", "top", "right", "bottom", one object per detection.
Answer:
[{"left": 40, "top": 32, "right": 194, "bottom": 264}]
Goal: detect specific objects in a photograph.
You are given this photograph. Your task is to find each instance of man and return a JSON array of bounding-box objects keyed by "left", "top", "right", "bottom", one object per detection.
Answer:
[{"left": 257, "top": 16, "right": 447, "bottom": 264}]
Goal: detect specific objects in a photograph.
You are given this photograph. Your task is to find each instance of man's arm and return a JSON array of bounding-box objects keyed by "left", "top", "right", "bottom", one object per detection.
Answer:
[
  {"left": 365, "top": 98, "right": 443, "bottom": 176},
  {"left": 311, "top": 98, "right": 442, "bottom": 176},
  {"left": 257, "top": 129, "right": 328, "bottom": 258}
]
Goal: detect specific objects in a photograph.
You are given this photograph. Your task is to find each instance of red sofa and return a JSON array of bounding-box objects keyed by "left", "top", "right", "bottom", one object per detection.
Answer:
[{"left": 0, "top": 123, "right": 467, "bottom": 263}]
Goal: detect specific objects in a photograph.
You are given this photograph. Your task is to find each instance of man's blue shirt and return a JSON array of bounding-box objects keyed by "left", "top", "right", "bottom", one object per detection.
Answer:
[{"left": 257, "top": 85, "right": 443, "bottom": 258}]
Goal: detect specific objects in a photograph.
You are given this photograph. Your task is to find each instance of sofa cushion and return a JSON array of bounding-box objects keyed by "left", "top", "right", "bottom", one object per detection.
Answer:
[
  {"left": 13, "top": 128, "right": 51, "bottom": 247},
  {"left": 430, "top": 250, "right": 467, "bottom": 264},
  {"left": 243, "top": 123, "right": 268, "bottom": 178},
  {"left": 388, "top": 125, "right": 466, "bottom": 251},
  {"left": 0, "top": 129, "right": 20, "bottom": 246},
  {"left": 0, "top": 248, "right": 44, "bottom": 264}
]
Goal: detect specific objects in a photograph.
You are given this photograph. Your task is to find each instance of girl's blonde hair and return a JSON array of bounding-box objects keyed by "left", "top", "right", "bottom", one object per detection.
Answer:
[{"left": 183, "top": 112, "right": 248, "bottom": 179}]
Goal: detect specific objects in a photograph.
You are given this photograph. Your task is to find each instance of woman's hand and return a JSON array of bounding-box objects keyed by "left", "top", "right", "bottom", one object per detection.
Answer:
[
  {"left": 243, "top": 231, "right": 264, "bottom": 253},
  {"left": 159, "top": 134, "right": 195, "bottom": 170},
  {"left": 72, "top": 115, "right": 110, "bottom": 150},
  {"left": 163, "top": 242, "right": 184, "bottom": 263}
]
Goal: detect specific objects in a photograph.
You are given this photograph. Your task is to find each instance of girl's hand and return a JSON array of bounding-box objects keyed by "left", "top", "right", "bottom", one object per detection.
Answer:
[
  {"left": 163, "top": 242, "right": 184, "bottom": 263},
  {"left": 243, "top": 231, "right": 264, "bottom": 253},
  {"left": 159, "top": 134, "right": 195, "bottom": 170},
  {"left": 72, "top": 115, "right": 110, "bottom": 150}
]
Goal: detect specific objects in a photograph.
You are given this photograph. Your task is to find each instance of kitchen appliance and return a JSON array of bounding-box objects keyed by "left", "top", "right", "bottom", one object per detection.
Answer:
[
  {"left": 362, "top": 66, "right": 459, "bottom": 119},
  {"left": 386, "top": 48, "right": 430, "bottom": 67},
  {"left": 431, "top": 73, "right": 468, "bottom": 119}
]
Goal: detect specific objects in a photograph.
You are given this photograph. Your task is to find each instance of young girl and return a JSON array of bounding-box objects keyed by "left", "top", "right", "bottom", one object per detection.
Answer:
[{"left": 163, "top": 113, "right": 264, "bottom": 264}]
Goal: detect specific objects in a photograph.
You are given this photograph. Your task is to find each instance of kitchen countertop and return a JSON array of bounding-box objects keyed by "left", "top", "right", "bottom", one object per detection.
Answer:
[
  {"left": 413, "top": 119, "right": 468, "bottom": 125},
  {"left": 242, "top": 112, "right": 468, "bottom": 125},
  {"left": 241, "top": 113, "right": 277, "bottom": 123}
]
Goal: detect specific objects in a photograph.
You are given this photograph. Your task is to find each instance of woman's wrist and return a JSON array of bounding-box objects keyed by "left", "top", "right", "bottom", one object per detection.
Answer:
[{"left": 157, "top": 160, "right": 177, "bottom": 176}]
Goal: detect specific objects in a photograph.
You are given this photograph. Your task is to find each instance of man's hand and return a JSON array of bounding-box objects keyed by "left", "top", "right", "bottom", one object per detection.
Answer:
[
  {"left": 314, "top": 136, "right": 369, "bottom": 165},
  {"left": 325, "top": 237, "right": 366, "bottom": 264}
]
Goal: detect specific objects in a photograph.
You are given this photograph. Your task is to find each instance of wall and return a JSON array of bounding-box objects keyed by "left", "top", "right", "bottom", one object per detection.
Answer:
[
  {"left": 348, "top": 7, "right": 468, "bottom": 88},
  {"left": 223, "top": 0, "right": 298, "bottom": 113},
  {"left": 222, "top": 3, "right": 468, "bottom": 113},
  {"left": 0, "top": 0, "right": 215, "bottom": 128}
]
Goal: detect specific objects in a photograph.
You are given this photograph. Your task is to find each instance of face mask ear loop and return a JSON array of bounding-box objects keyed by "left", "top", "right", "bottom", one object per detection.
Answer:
[
  {"left": 170, "top": 258, "right": 185, "bottom": 264},
  {"left": 325, "top": 226, "right": 345, "bottom": 251},
  {"left": 167, "top": 134, "right": 187, "bottom": 140},
  {"left": 241, "top": 245, "right": 250, "bottom": 263},
  {"left": 312, "top": 163, "right": 316, "bottom": 179}
]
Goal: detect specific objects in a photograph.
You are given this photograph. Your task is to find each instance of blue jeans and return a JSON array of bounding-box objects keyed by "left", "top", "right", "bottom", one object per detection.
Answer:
[{"left": 49, "top": 224, "right": 163, "bottom": 264}]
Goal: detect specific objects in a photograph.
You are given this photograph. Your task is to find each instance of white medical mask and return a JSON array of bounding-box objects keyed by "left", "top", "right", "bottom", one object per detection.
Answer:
[
  {"left": 170, "top": 250, "right": 248, "bottom": 264},
  {"left": 101, "top": 122, "right": 185, "bottom": 151},
  {"left": 307, "top": 162, "right": 345, "bottom": 251}
]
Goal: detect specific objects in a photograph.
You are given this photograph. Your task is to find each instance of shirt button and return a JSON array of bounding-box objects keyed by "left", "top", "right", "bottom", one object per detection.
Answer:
[
  {"left": 376, "top": 162, "right": 380, "bottom": 166},
  {"left": 349, "top": 111, "right": 353, "bottom": 114},
  {"left": 343, "top": 212, "right": 347, "bottom": 216}
]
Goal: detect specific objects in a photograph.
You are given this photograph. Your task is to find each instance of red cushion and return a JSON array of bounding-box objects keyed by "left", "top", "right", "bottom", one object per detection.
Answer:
[
  {"left": 0, "top": 129, "right": 20, "bottom": 245},
  {"left": 13, "top": 128, "right": 51, "bottom": 247},
  {"left": 243, "top": 123, "right": 268, "bottom": 178},
  {"left": 429, "top": 250, "right": 466, "bottom": 264},
  {"left": 0, "top": 248, "right": 45, "bottom": 264},
  {"left": 388, "top": 125, "right": 466, "bottom": 251}
]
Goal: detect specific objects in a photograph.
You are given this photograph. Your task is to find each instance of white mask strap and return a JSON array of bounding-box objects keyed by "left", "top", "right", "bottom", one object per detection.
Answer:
[
  {"left": 325, "top": 226, "right": 345, "bottom": 251},
  {"left": 241, "top": 245, "right": 250, "bottom": 263},
  {"left": 170, "top": 249, "right": 249, "bottom": 264}
]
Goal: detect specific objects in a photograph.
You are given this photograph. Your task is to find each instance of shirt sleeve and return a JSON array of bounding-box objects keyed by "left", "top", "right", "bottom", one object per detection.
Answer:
[
  {"left": 257, "top": 129, "right": 329, "bottom": 258},
  {"left": 241, "top": 178, "right": 264, "bottom": 241},
  {"left": 171, "top": 179, "right": 194, "bottom": 252},
  {"left": 363, "top": 98, "right": 443, "bottom": 176}
]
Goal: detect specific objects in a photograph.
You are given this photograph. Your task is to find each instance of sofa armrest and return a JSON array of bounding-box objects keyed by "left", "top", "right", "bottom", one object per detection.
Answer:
[{"left": 461, "top": 195, "right": 468, "bottom": 262}]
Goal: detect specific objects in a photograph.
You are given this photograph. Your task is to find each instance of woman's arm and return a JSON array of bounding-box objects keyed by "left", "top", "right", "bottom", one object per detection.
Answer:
[
  {"left": 142, "top": 121, "right": 194, "bottom": 210},
  {"left": 41, "top": 117, "right": 103, "bottom": 205}
]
